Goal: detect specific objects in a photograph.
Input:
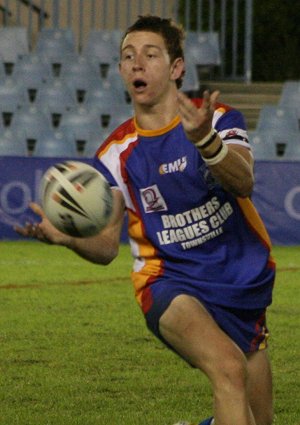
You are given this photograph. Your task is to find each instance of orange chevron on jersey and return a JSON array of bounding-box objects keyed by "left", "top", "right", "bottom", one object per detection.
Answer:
[{"left": 128, "top": 209, "right": 164, "bottom": 306}]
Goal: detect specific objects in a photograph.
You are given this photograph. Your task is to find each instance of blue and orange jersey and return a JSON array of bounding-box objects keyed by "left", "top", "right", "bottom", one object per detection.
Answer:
[{"left": 93, "top": 100, "right": 276, "bottom": 312}]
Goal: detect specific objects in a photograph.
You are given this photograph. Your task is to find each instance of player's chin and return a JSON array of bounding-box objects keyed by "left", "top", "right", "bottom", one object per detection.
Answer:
[{"left": 130, "top": 92, "right": 157, "bottom": 107}]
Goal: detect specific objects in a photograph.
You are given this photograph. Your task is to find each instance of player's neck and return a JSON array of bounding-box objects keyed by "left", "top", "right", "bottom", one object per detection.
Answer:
[{"left": 133, "top": 91, "right": 179, "bottom": 131}]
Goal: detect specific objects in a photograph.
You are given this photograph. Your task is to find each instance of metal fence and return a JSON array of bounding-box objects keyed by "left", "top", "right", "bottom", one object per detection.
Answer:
[{"left": 0, "top": 0, "right": 253, "bottom": 82}]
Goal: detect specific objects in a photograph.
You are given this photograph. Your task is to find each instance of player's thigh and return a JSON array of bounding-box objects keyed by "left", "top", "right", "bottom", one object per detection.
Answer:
[
  {"left": 158, "top": 294, "right": 247, "bottom": 379},
  {"left": 247, "top": 350, "right": 273, "bottom": 424}
]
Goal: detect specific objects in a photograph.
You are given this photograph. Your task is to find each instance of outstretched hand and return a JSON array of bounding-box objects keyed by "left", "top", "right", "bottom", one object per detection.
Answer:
[
  {"left": 177, "top": 90, "right": 220, "bottom": 143},
  {"left": 14, "top": 202, "right": 70, "bottom": 245}
]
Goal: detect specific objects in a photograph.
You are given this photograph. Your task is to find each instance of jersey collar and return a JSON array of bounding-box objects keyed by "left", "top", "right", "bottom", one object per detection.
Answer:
[{"left": 134, "top": 115, "right": 181, "bottom": 137}]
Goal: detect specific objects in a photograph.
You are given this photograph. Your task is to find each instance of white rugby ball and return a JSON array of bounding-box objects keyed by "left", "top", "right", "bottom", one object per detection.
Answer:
[{"left": 40, "top": 161, "right": 113, "bottom": 237}]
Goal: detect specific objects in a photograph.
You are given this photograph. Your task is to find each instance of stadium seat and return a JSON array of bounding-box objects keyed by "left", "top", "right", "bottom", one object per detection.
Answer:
[
  {"left": 86, "top": 100, "right": 133, "bottom": 129},
  {"left": 39, "top": 103, "right": 70, "bottom": 129},
  {"left": 182, "top": 62, "right": 200, "bottom": 93},
  {"left": 13, "top": 54, "right": 53, "bottom": 103},
  {"left": 82, "top": 29, "right": 121, "bottom": 77},
  {"left": 0, "top": 58, "right": 7, "bottom": 82},
  {"left": 35, "top": 28, "right": 77, "bottom": 77},
  {"left": 83, "top": 29, "right": 121, "bottom": 54},
  {"left": 82, "top": 130, "right": 111, "bottom": 158},
  {"left": 249, "top": 131, "right": 300, "bottom": 160},
  {"left": 0, "top": 77, "right": 25, "bottom": 127},
  {"left": 279, "top": 80, "right": 300, "bottom": 116},
  {"left": 0, "top": 129, "right": 28, "bottom": 156},
  {"left": 35, "top": 79, "right": 77, "bottom": 111},
  {"left": 249, "top": 132, "right": 278, "bottom": 160},
  {"left": 102, "top": 70, "right": 128, "bottom": 104},
  {"left": 256, "top": 105, "right": 299, "bottom": 133},
  {"left": 33, "top": 129, "right": 78, "bottom": 158},
  {"left": 0, "top": 27, "right": 29, "bottom": 75},
  {"left": 59, "top": 106, "right": 102, "bottom": 152},
  {"left": 60, "top": 55, "right": 103, "bottom": 103},
  {"left": 84, "top": 86, "right": 122, "bottom": 119},
  {"left": 185, "top": 31, "right": 221, "bottom": 67},
  {"left": 281, "top": 136, "right": 300, "bottom": 160},
  {"left": 11, "top": 105, "right": 52, "bottom": 144}
]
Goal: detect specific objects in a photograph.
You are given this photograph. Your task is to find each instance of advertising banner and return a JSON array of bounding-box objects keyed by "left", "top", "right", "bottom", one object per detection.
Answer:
[{"left": 1, "top": 157, "right": 300, "bottom": 245}]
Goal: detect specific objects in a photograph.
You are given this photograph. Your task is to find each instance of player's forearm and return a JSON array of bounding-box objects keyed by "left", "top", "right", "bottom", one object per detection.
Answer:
[
  {"left": 207, "top": 146, "right": 254, "bottom": 197},
  {"left": 62, "top": 232, "right": 119, "bottom": 265},
  {"left": 196, "top": 133, "right": 254, "bottom": 198}
]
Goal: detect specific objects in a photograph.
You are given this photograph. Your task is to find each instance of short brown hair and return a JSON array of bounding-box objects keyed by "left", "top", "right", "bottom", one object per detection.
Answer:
[{"left": 121, "top": 15, "right": 185, "bottom": 88}]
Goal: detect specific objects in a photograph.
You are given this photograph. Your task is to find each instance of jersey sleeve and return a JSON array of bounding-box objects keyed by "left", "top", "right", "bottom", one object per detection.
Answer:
[
  {"left": 213, "top": 106, "right": 250, "bottom": 149},
  {"left": 93, "top": 156, "right": 119, "bottom": 189},
  {"left": 192, "top": 97, "right": 250, "bottom": 149}
]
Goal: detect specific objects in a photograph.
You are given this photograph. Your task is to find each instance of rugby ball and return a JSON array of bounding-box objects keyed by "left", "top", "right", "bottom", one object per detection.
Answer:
[{"left": 40, "top": 161, "right": 113, "bottom": 237}]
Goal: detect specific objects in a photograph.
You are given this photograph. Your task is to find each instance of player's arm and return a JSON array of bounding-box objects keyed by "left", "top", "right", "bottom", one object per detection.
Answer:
[
  {"left": 178, "top": 90, "right": 254, "bottom": 198},
  {"left": 14, "top": 189, "right": 125, "bottom": 265}
]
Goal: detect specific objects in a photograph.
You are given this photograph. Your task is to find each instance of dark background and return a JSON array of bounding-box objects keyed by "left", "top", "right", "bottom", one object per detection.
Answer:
[{"left": 179, "top": 0, "right": 300, "bottom": 82}]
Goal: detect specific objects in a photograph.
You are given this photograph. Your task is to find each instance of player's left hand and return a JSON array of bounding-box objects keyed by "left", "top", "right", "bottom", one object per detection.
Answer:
[{"left": 177, "top": 90, "right": 220, "bottom": 143}]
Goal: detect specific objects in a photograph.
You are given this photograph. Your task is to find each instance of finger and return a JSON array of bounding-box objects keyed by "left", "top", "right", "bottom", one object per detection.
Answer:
[
  {"left": 35, "top": 226, "right": 51, "bottom": 243},
  {"left": 177, "top": 91, "right": 198, "bottom": 111},
  {"left": 210, "top": 90, "right": 220, "bottom": 108},
  {"left": 14, "top": 223, "right": 36, "bottom": 238},
  {"left": 29, "top": 202, "right": 46, "bottom": 218},
  {"left": 177, "top": 92, "right": 198, "bottom": 121},
  {"left": 202, "top": 90, "right": 220, "bottom": 111},
  {"left": 14, "top": 225, "right": 29, "bottom": 236}
]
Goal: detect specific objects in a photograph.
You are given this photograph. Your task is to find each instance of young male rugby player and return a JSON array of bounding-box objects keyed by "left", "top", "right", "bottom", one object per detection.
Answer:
[{"left": 16, "top": 15, "right": 275, "bottom": 425}]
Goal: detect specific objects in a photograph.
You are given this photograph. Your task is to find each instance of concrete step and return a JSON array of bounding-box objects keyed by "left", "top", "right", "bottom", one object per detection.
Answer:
[
  {"left": 217, "top": 93, "right": 281, "bottom": 106},
  {"left": 204, "top": 81, "right": 283, "bottom": 130},
  {"left": 206, "top": 81, "right": 283, "bottom": 95}
]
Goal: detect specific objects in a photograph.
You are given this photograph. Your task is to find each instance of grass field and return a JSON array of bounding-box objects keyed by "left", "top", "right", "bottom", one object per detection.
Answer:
[{"left": 0, "top": 242, "right": 299, "bottom": 425}]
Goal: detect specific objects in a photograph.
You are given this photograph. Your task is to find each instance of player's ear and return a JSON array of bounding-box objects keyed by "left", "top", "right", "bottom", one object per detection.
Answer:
[{"left": 170, "top": 58, "right": 184, "bottom": 82}]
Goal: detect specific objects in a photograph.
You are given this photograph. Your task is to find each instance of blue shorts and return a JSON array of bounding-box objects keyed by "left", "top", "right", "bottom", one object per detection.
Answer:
[{"left": 143, "top": 280, "right": 269, "bottom": 354}]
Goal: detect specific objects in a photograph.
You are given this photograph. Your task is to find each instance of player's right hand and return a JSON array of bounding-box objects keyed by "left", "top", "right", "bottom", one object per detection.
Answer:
[{"left": 14, "top": 202, "right": 71, "bottom": 246}]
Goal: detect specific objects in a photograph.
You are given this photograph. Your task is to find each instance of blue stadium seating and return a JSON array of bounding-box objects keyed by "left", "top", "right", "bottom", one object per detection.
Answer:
[
  {"left": 12, "top": 54, "right": 53, "bottom": 103},
  {"left": 33, "top": 129, "right": 78, "bottom": 158},
  {"left": 35, "top": 79, "right": 77, "bottom": 111},
  {"left": 185, "top": 31, "right": 221, "bottom": 67},
  {"left": 82, "top": 130, "right": 111, "bottom": 158},
  {"left": 35, "top": 28, "right": 76, "bottom": 58},
  {"left": 59, "top": 55, "right": 103, "bottom": 104},
  {"left": 35, "top": 29, "right": 77, "bottom": 78},
  {"left": 59, "top": 106, "right": 102, "bottom": 152},
  {"left": 0, "top": 129, "right": 28, "bottom": 156},
  {"left": 0, "top": 77, "right": 25, "bottom": 127},
  {"left": 11, "top": 105, "right": 52, "bottom": 142},
  {"left": 86, "top": 101, "right": 132, "bottom": 130},
  {"left": 182, "top": 62, "right": 200, "bottom": 93},
  {"left": 279, "top": 81, "right": 300, "bottom": 106},
  {"left": 249, "top": 131, "right": 300, "bottom": 160},
  {"left": 0, "top": 27, "right": 29, "bottom": 74},
  {"left": 256, "top": 105, "right": 299, "bottom": 133},
  {"left": 82, "top": 30, "right": 120, "bottom": 78}
]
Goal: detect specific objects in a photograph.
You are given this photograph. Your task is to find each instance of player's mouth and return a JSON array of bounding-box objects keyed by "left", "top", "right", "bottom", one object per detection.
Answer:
[{"left": 132, "top": 79, "right": 148, "bottom": 92}]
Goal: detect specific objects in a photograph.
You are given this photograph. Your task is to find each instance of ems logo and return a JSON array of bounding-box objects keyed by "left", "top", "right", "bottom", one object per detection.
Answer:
[
  {"left": 140, "top": 185, "right": 168, "bottom": 213},
  {"left": 159, "top": 156, "right": 187, "bottom": 174}
]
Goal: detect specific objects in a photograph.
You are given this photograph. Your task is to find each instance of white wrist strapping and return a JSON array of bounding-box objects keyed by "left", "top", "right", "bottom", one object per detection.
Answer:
[
  {"left": 202, "top": 142, "right": 229, "bottom": 166},
  {"left": 195, "top": 128, "right": 217, "bottom": 148}
]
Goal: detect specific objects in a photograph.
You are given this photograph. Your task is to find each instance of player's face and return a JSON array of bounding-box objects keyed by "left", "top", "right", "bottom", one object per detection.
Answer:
[{"left": 119, "top": 31, "right": 179, "bottom": 106}]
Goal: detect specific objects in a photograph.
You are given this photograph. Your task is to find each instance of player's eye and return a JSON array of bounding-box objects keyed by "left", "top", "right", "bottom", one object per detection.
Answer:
[{"left": 122, "top": 52, "right": 134, "bottom": 61}]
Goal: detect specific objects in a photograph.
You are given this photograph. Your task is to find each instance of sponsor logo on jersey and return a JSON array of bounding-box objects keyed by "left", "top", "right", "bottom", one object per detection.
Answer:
[
  {"left": 159, "top": 156, "right": 187, "bottom": 174},
  {"left": 140, "top": 185, "right": 167, "bottom": 213}
]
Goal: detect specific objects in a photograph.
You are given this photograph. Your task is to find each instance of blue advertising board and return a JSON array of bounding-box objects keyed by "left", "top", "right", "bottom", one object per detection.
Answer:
[
  {"left": 0, "top": 157, "right": 300, "bottom": 245},
  {"left": 252, "top": 160, "right": 300, "bottom": 245}
]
